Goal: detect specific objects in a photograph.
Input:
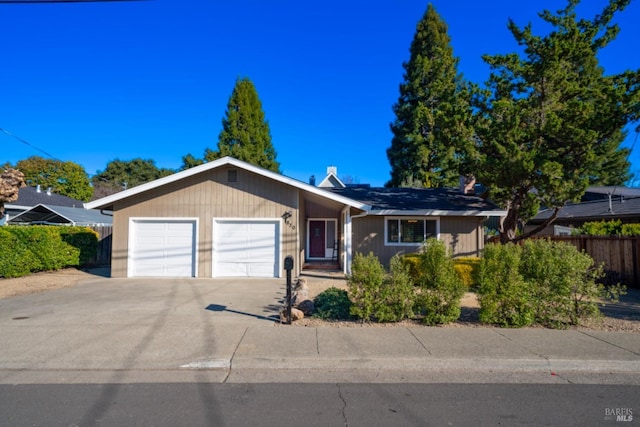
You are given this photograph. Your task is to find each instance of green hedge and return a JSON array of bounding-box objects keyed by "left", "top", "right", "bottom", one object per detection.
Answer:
[
  {"left": 477, "top": 240, "right": 624, "bottom": 328},
  {"left": 0, "top": 226, "right": 98, "bottom": 278},
  {"left": 576, "top": 220, "right": 640, "bottom": 236}
]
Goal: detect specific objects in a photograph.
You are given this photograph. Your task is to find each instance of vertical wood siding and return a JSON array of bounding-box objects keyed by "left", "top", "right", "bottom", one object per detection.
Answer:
[
  {"left": 352, "top": 216, "right": 484, "bottom": 266},
  {"left": 111, "top": 166, "right": 299, "bottom": 277}
]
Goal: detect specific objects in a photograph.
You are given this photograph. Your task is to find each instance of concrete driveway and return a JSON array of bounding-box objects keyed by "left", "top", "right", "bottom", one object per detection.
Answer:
[{"left": 0, "top": 276, "right": 286, "bottom": 381}]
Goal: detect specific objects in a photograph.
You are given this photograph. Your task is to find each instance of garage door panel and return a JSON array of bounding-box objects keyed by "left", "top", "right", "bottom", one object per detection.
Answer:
[
  {"left": 130, "top": 220, "right": 196, "bottom": 278},
  {"left": 214, "top": 220, "right": 279, "bottom": 277}
]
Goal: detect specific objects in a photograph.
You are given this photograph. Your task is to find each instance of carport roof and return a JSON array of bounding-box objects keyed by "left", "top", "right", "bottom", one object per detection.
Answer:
[
  {"left": 84, "top": 156, "right": 370, "bottom": 211},
  {"left": 9, "top": 204, "right": 113, "bottom": 226}
]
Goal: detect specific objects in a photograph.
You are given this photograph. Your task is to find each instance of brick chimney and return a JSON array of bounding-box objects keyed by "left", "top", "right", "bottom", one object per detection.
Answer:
[{"left": 459, "top": 175, "right": 476, "bottom": 195}]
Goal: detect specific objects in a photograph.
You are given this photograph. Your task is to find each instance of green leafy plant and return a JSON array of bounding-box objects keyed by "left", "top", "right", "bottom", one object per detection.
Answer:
[
  {"left": 413, "top": 238, "right": 465, "bottom": 325},
  {"left": 478, "top": 243, "right": 534, "bottom": 327},
  {"left": 347, "top": 253, "right": 415, "bottom": 322},
  {"left": 313, "top": 287, "right": 352, "bottom": 320}
]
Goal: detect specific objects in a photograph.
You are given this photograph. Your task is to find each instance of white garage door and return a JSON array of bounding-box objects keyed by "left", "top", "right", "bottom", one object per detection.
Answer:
[
  {"left": 130, "top": 219, "right": 197, "bottom": 277},
  {"left": 214, "top": 220, "right": 279, "bottom": 277}
]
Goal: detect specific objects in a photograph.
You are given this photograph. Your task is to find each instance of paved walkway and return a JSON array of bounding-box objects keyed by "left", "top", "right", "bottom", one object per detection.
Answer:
[{"left": 0, "top": 274, "right": 639, "bottom": 385}]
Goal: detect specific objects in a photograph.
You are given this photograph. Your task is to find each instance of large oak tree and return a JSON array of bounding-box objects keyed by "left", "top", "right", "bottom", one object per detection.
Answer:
[
  {"left": 471, "top": 0, "right": 639, "bottom": 243},
  {"left": 15, "top": 156, "right": 93, "bottom": 202}
]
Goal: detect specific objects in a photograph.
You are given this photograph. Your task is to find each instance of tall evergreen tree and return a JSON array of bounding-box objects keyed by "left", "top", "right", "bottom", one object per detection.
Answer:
[
  {"left": 472, "top": 0, "right": 639, "bottom": 243},
  {"left": 387, "top": 3, "right": 473, "bottom": 188},
  {"left": 201, "top": 77, "right": 280, "bottom": 173}
]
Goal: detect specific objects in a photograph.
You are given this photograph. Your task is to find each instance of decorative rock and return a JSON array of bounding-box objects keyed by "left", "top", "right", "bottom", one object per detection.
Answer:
[
  {"left": 292, "top": 278, "right": 310, "bottom": 305},
  {"left": 296, "top": 299, "right": 315, "bottom": 316},
  {"left": 280, "top": 307, "right": 304, "bottom": 323}
]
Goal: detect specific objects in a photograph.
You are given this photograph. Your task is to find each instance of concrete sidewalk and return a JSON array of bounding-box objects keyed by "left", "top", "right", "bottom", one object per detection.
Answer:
[{"left": 0, "top": 276, "right": 639, "bottom": 385}]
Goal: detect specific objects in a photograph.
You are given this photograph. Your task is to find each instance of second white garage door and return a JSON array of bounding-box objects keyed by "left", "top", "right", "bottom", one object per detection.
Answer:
[{"left": 213, "top": 220, "right": 280, "bottom": 277}]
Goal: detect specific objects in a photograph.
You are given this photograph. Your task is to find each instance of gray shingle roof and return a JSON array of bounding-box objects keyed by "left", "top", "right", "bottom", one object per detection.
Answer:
[
  {"left": 11, "top": 186, "right": 84, "bottom": 208},
  {"left": 328, "top": 187, "right": 504, "bottom": 215},
  {"left": 531, "top": 197, "right": 640, "bottom": 223}
]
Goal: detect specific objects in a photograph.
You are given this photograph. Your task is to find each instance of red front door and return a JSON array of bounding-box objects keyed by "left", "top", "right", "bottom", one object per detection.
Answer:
[{"left": 309, "top": 221, "right": 326, "bottom": 258}]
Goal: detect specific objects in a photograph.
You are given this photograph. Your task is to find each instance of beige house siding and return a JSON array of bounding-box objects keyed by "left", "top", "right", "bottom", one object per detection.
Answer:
[
  {"left": 110, "top": 166, "right": 300, "bottom": 278},
  {"left": 351, "top": 215, "right": 485, "bottom": 266}
]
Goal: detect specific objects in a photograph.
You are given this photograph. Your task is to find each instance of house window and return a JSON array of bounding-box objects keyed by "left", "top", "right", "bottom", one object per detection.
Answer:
[
  {"left": 385, "top": 218, "right": 437, "bottom": 245},
  {"left": 227, "top": 169, "right": 238, "bottom": 183}
]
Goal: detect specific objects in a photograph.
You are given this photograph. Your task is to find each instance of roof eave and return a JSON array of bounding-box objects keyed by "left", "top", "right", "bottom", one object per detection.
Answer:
[{"left": 367, "top": 209, "right": 508, "bottom": 217}]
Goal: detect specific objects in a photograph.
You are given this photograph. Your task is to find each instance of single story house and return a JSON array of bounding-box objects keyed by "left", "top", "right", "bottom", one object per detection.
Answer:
[
  {"left": 84, "top": 157, "right": 505, "bottom": 278},
  {"left": 526, "top": 187, "right": 640, "bottom": 236},
  {"left": 2, "top": 185, "right": 86, "bottom": 225},
  {"left": 8, "top": 204, "right": 113, "bottom": 227}
]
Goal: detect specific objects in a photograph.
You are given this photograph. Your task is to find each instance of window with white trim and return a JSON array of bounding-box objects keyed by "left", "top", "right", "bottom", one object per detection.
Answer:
[{"left": 385, "top": 218, "right": 437, "bottom": 245}]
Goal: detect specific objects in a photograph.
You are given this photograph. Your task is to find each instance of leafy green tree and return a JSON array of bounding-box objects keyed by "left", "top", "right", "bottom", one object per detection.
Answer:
[
  {"left": 387, "top": 3, "right": 473, "bottom": 188},
  {"left": 472, "top": 0, "right": 638, "bottom": 243},
  {"left": 92, "top": 158, "right": 174, "bottom": 198},
  {"left": 16, "top": 156, "right": 93, "bottom": 202},
  {"left": 185, "top": 77, "right": 280, "bottom": 173}
]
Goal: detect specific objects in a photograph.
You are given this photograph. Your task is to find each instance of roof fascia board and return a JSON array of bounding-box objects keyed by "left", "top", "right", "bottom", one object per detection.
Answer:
[
  {"left": 368, "top": 209, "right": 508, "bottom": 217},
  {"left": 318, "top": 173, "right": 346, "bottom": 188},
  {"left": 84, "top": 156, "right": 369, "bottom": 211}
]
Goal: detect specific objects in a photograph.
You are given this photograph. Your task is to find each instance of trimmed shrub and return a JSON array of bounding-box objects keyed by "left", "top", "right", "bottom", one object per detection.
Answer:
[
  {"left": 621, "top": 223, "right": 640, "bottom": 236},
  {"left": 413, "top": 239, "right": 465, "bottom": 325},
  {"left": 478, "top": 240, "right": 624, "bottom": 328},
  {"left": 347, "top": 252, "right": 386, "bottom": 321},
  {"left": 0, "top": 225, "right": 98, "bottom": 278},
  {"left": 521, "top": 239, "right": 621, "bottom": 327},
  {"left": 0, "top": 228, "right": 41, "bottom": 278},
  {"left": 313, "top": 287, "right": 352, "bottom": 320},
  {"left": 477, "top": 243, "right": 534, "bottom": 327},
  {"left": 373, "top": 254, "right": 415, "bottom": 322},
  {"left": 60, "top": 227, "right": 99, "bottom": 265},
  {"left": 401, "top": 253, "right": 421, "bottom": 283},
  {"left": 453, "top": 257, "right": 481, "bottom": 288},
  {"left": 347, "top": 253, "right": 415, "bottom": 322}
]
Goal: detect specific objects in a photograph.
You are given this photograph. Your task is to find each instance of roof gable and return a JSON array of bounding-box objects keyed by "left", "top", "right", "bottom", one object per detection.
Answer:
[{"left": 85, "top": 157, "right": 369, "bottom": 211}]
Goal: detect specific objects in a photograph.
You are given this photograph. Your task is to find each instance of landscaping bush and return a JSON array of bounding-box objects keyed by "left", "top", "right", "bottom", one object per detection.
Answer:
[
  {"left": 576, "top": 220, "right": 640, "bottom": 236},
  {"left": 0, "top": 228, "right": 41, "bottom": 278},
  {"left": 0, "top": 225, "right": 98, "bottom": 278},
  {"left": 413, "top": 239, "right": 465, "bottom": 325},
  {"left": 478, "top": 240, "right": 625, "bottom": 328},
  {"left": 400, "top": 253, "right": 421, "bottom": 283},
  {"left": 621, "top": 223, "right": 640, "bottom": 236},
  {"left": 347, "top": 253, "right": 414, "bottom": 322},
  {"left": 60, "top": 227, "right": 99, "bottom": 265},
  {"left": 521, "top": 239, "right": 623, "bottom": 327},
  {"left": 478, "top": 243, "right": 534, "bottom": 327},
  {"left": 313, "top": 287, "right": 352, "bottom": 320},
  {"left": 453, "top": 257, "right": 481, "bottom": 288},
  {"left": 373, "top": 254, "right": 415, "bottom": 322}
]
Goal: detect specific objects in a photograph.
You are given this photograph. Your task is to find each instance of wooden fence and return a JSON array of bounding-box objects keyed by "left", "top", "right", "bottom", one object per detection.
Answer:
[
  {"left": 88, "top": 225, "right": 112, "bottom": 266},
  {"left": 547, "top": 236, "right": 640, "bottom": 289}
]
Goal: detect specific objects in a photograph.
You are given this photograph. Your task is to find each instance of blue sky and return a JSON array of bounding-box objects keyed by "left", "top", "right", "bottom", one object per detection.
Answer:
[{"left": 2, "top": 0, "right": 639, "bottom": 187}]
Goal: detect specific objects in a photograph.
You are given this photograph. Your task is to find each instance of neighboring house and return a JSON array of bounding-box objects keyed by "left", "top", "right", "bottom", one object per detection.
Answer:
[
  {"left": 526, "top": 186, "right": 640, "bottom": 236},
  {"left": 84, "top": 157, "right": 506, "bottom": 279},
  {"left": 8, "top": 204, "right": 112, "bottom": 227},
  {"left": 4, "top": 185, "right": 85, "bottom": 221}
]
